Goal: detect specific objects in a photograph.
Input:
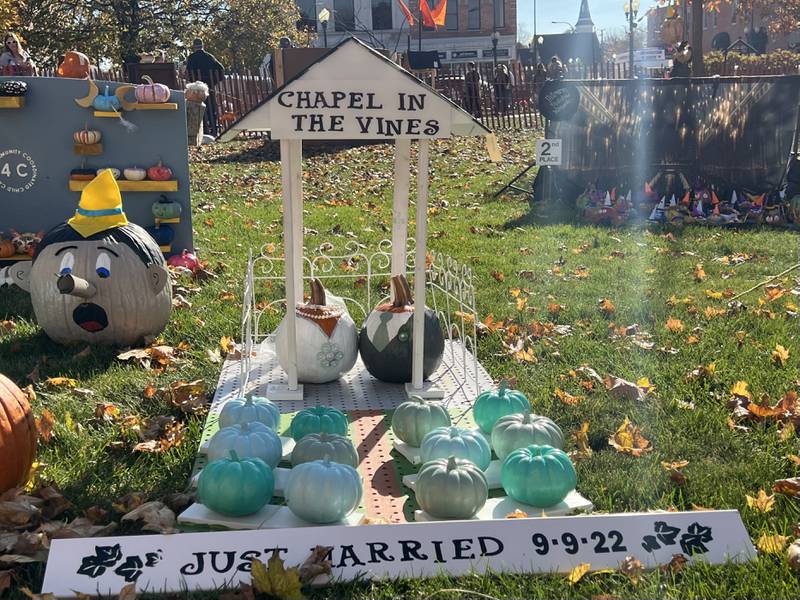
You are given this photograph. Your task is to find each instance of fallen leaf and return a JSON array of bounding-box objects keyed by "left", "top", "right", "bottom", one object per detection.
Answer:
[
  {"left": 555, "top": 388, "right": 583, "bottom": 406},
  {"left": 660, "top": 553, "right": 688, "bottom": 575},
  {"left": 567, "top": 562, "right": 591, "bottom": 585},
  {"left": 636, "top": 377, "right": 655, "bottom": 394},
  {"left": 35, "top": 409, "right": 55, "bottom": 443},
  {"left": 665, "top": 318, "right": 684, "bottom": 333},
  {"left": 694, "top": 263, "right": 707, "bottom": 282},
  {"left": 112, "top": 492, "right": 147, "bottom": 514},
  {"left": 619, "top": 556, "right": 644, "bottom": 585},
  {"left": 251, "top": 553, "right": 304, "bottom": 600},
  {"left": 746, "top": 489, "right": 775, "bottom": 513},
  {"left": 772, "top": 344, "right": 790, "bottom": 367},
  {"left": 297, "top": 545, "right": 333, "bottom": 584},
  {"left": 598, "top": 298, "right": 616, "bottom": 316},
  {"left": 121, "top": 501, "right": 176, "bottom": 534},
  {"left": 730, "top": 381, "right": 752, "bottom": 401},
  {"left": 757, "top": 533, "right": 789, "bottom": 555},
  {"left": 490, "top": 270, "right": 505, "bottom": 282},
  {"left": 45, "top": 377, "right": 77, "bottom": 388},
  {"left": 606, "top": 377, "right": 645, "bottom": 402},
  {"left": 774, "top": 478, "right": 800, "bottom": 498},
  {"left": 608, "top": 417, "right": 652, "bottom": 457},
  {"left": 547, "top": 302, "right": 564, "bottom": 316},
  {"left": 118, "top": 583, "right": 137, "bottom": 600},
  {"left": 0, "top": 570, "right": 11, "bottom": 593},
  {"left": 505, "top": 509, "right": 529, "bottom": 519}
]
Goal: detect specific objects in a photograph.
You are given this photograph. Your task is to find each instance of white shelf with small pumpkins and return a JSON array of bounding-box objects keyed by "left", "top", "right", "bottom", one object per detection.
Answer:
[{"left": 390, "top": 381, "right": 593, "bottom": 522}]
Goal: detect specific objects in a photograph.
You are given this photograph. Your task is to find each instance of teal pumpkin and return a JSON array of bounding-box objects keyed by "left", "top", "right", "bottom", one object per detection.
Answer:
[
  {"left": 206, "top": 422, "right": 282, "bottom": 468},
  {"left": 289, "top": 406, "right": 348, "bottom": 441},
  {"left": 291, "top": 433, "right": 359, "bottom": 468},
  {"left": 218, "top": 395, "right": 280, "bottom": 431},
  {"left": 501, "top": 445, "right": 577, "bottom": 508},
  {"left": 285, "top": 458, "right": 362, "bottom": 523},
  {"left": 151, "top": 195, "right": 182, "bottom": 220},
  {"left": 93, "top": 85, "right": 121, "bottom": 112},
  {"left": 491, "top": 413, "right": 564, "bottom": 460},
  {"left": 415, "top": 456, "right": 488, "bottom": 519},
  {"left": 391, "top": 396, "right": 451, "bottom": 447},
  {"left": 197, "top": 450, "right": 274, "bottom": 517},
  {"left": 473, "top": 381, "right": 531, "bottom": 434},
  {"left": 420, "top": 426, "right": 491, "bottom": 471}
]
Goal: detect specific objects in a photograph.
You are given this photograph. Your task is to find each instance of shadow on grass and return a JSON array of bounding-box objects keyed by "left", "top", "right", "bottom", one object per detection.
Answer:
[{"left": 205, "top": 138, "right": 394, "bottom": 165}]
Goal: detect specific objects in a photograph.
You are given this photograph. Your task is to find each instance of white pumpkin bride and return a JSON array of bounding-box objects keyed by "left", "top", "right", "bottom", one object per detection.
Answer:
[{"left": 275, "top": 279, "right": 357, "bottom": 383}]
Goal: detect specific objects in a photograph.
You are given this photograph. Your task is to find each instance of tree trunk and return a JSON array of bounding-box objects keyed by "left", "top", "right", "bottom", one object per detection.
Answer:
[{"left": 691, "top": 0, "right": 704, "bottom": 76}]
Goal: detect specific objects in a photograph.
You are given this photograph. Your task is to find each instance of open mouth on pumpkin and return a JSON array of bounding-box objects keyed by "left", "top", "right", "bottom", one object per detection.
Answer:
[{"left": 73, "top": 303, "right": 109, "bottom": 333}]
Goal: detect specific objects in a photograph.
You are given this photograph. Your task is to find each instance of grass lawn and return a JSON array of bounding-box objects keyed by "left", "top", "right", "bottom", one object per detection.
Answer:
[{"left": 1, "top": 128, "right": 799, "bottom": 599}]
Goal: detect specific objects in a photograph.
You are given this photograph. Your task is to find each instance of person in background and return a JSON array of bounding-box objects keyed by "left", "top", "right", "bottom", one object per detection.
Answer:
[
  {"left": 547, "top": 55, "right": 565, "bottom": 80},
  {"left": 186, "top": 38, "right": 225, "bottom": 137},
  {"left": 0, "top": 33, "right": 35, "bottom": 74},
  {"left": 464, "top": 62, "right": 482, "bottom": 118},
  {"left": 493, "top": 64, "right": 511, "bottom": 114}
]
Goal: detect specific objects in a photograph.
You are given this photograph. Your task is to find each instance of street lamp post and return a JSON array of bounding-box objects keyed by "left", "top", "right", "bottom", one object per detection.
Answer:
[
  {"left": 624, "top": 0, "right": 639, "bottom": 78},
  {"left": 491, "top": 30, "right": 500, "bottom": 72},
  {"left": 319, "top": 8, "right": 330, "bottom": 48},
  {"left": 533, "top": 0, "right": 538, "bottom": 65}
]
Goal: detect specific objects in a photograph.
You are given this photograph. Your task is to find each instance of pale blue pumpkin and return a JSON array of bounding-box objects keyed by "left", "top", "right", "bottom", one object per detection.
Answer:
[
  {"left": 415, "top": 456, "right": 488, "bottom": 519},
  {"left": 491, "top": 413, "right": 564, "bottom": 460},
  {"left": 206, "top": 422, "right": 282, "bottom": 468},
  {"left": 285, "top": 458, "right": 362, "bottom": 523},
  {"left": 473, "top": 381, "right": 531, "bottom": 434},
  {"left": 391, "top": 396, "right": 451, "bottom": 447},
  {"left": 420, "top": 426, "right": 492, "bottom": 471},
  {"left": 291, "top": 433, "right": 359, "bottom": 468},
  {"left": 218, "top": 395, "right": 280, "bottom": 430},
  {"left": 289, "top": 406, "right": 348, "bottom": 441},
  {"left": 501, "top": 445, "right": 576, "bottom": 508},
  {"left": 93, "top": 85, "right": 121, "bottom": 112},
  {"left": 197, "top": 450, "right": 274, "bottom": 517}
]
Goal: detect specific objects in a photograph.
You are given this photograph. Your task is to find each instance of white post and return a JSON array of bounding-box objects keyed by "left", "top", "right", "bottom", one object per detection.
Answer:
[
  {"left": 392, "top": 138, "right": 411, "bottom": 276},
  {"left": 291, "top": 139, "right": 304, "bottom": 302},
  {"left": 409, "top": 139, "right": 431, "bottom": 394}
]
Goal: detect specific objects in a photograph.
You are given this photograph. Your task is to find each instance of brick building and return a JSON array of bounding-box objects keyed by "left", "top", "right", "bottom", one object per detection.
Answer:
[
  {"left": 646, "top": 3, "right": 797, "bottom": 53},
  {"left": 296, "top": 0, "right": 517, "bottom": 63}
]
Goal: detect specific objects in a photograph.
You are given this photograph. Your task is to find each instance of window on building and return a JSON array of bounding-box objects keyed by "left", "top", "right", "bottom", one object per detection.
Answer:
[
  {"left": 371, "top": 0, "right": 392, "bottom": 30},
  {"left": 732, "top": 0, "right": 738, "bottom": 24},
  {"left": 713, "top": 10, "right": 718, "bottom": 28},
  {"left": 493, "top": 0, "right": 504, "bottom": 28},
  {"left": 467, "top": 0, "right": 480, "bottom": 30},
  {"left": 703, "top": 10, "right": 707, "bottom": 29},
  {"left": 445, "top": 0, "right": 458, "bottom": 30},
  {"left": 297, "top": 0, "right": 317, "bottom": 29},
  {"left": 334, "top": 0, "right": 355, "bottom": 31}
]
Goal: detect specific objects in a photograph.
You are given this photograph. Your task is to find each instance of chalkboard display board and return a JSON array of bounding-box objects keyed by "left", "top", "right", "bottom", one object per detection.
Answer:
[{"left": 0, "top": 77, "right": 193, "bottom": 256}]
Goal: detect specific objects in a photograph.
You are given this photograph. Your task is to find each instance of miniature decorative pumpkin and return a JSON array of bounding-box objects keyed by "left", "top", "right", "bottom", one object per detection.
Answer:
[
  {"left": 147, "top": 160, "right": 173, "bottom": 181},
  {"left": 69, "top": 168, "right": 97, "bottom": 181},
  {"left": 123, "top": 166, "right": 147, "bottom": 181},
  {"left": 0, "top": 374, "right": 37, "bottom": 493},
  {"left": 0, "top": 80, "right": 27, "bottom": 96},
  {"left": 291, "top": 432, "right": 358, "bottom": 468},
  {"left": 501, "top": 445, "right": 577, "bottom": 508},
  {"left": 97, "top": 168, "right": 120, "bottom": 180},
  {"left": 57, "top": 51, "right": 91, "bottom": 78},
  {"left": 415, "top": 456, "right": 488, "bottom": 519},
  {"left": 145, "top": 225, "right": 175, "bottom": 247},
  {"left": 73, "top": 128, "right": 102, "bottom": 145},
  {"left": 359, "top": 274, "right": 445, "bottom": 383},
  {"left": 289, "top": 405, "right": 348, "bottom": 441},
  {"left": 167, "top": 249, "right": 201, "bottom": 271},
  {"left": 151, "top": 195, "right": 182, "bottom": 220},
  {"left": 197, "top": 450, "right": 274, "bottom": 517},
  {"left": 135, "top": 75, "right": 171, "bottom": 104},
  {"left": 420, "top": 426, "right": 491, "bottom": 471},
  {"left": 491, "top": 413, "right": 564, "bottom": 461},
  {"left": 391, "top": 396, "right": 451, "bottom": 447},
  {"left": 206, "top": 422, "right": 282, "bottom": 468},
  {"left": 275, "top": 279, "right": 358, "bottom": 384},
  {"left": 93, "top": 85, "right": 121, "bottom": 112},
  {"left": 218, "top": 395, "right": 280, "bottom": 431},
  {"left": 285, "top": 458, "right": 362, "bottom": 523},
  {"left": 0, "top": 238, "right": 15, "bottom": 258},
  {"left": 473, "top": 381, "right": 531, "bottom": 434}
]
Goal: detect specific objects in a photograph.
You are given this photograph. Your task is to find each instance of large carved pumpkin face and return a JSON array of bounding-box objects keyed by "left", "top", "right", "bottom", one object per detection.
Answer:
[{"left": 29, "top": 227, "right": 171, "bottom": 345}]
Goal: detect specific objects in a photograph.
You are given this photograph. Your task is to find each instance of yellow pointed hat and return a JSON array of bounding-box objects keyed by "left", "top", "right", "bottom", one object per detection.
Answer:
[{"left": 68, "top": 170, "right": 128, "bottom": 238}]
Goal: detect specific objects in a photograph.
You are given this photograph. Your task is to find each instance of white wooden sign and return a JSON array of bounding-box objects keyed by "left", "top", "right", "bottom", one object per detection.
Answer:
[
  {"left": 42, "top": 510, "right": 754, "bottom": 597},
  {"left": 536, "top": 139, "right": 562, "bottom": 166}
]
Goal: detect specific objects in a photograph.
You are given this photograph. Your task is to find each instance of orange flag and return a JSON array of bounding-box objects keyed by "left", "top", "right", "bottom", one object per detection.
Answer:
[
  {"left": 420, "top": 0, "right": 436, "bottom": 28},
  {"left": 430, "top": 0, "right": 447, "bottom": 26},
  {"left": 398, "top": 0, "right": 415, "bottom": 25}
]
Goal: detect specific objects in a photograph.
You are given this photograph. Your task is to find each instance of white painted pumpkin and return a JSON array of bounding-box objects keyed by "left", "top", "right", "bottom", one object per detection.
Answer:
[
  {"left": 275, "top": 279, "right": 357, "bottom": 384},
  {"left": 28, "top": 223, "right": 171, "bottom": 346},
  {"left": 73, "top": 128, "right": 102, "bottom": 145}
]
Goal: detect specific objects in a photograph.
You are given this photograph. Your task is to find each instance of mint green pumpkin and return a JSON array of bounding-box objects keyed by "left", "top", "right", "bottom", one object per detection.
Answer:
[
  {"left": 420, "top": 426, "right": 491, "bottom": 471},
  {"left": 289, "top": 406, "right": 348, "bottom": 441},
  {"left": 285, "top": 458, "right": 362, "bottom": 523},
  {"left": 218, "top": 395, "right": 280, "bottom": 430},
  {"left": 501, "top": 445, "right": 576, "bottom": 508},
  {"left": 151, "top": 195, "right": 182, "bottom": 220},
  {"left": 197, "top": 450, "right": 274, "bottom": 517},
  {"left": 206, "top": 422, "right": 282, "bottom": 468},
  {"left": 416, "top": 456, "right": 488, "bottom": 519},
  {"left": 391, "top": 396, "right": 451, "bottom": 447},
  {"left": 491, "top": 413, "right": 564, "bottom": 460},
  {"left": 473, "top": 381, "right": 531, "bottom": 434},
  {"left": 291, "top": 433, "right": 359, "bottom": 468}
]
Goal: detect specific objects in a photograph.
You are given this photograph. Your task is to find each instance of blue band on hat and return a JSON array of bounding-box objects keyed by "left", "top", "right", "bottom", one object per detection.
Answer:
[{"left": 76, "top": 206, "right": 123, "bottom": 217}]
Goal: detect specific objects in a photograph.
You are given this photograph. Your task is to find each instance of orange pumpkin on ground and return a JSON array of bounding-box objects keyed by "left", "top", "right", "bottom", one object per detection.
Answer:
[{"left": 0, "top": 374, "right": 37, "bottom": 493}]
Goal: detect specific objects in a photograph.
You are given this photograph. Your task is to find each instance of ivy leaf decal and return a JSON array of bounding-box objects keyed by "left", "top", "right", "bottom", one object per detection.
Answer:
[
  {"left": 114, "top": 555, "right": 144, "bottom": 583},
  {"left": 145, "top": 551, "right": 163, "bottom": 567},
  {"left": 76, "top": 544, "right": 123, "bottom": 578}
]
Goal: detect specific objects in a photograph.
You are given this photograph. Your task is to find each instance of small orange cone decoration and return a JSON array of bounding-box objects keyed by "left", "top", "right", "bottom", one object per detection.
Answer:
[
  {"left": 682, "top": 190, "right": 691, "bottom": 206},
  {"left": 711, "top": 190, "right": 720, "bottom": 205}
]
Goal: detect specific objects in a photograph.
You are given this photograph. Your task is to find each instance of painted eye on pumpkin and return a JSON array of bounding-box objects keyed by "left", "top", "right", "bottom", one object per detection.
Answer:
[
  {"left": 58, "top": 252, "right": 74, "bottom": 276},
  {"left": 95, "top": 252, "right": 111, "bottom": 279}
]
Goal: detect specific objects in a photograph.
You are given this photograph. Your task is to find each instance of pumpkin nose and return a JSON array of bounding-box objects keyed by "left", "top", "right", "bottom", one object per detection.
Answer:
[{"left": 57, "top": 274, "right": 96, "bottom": 299}]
